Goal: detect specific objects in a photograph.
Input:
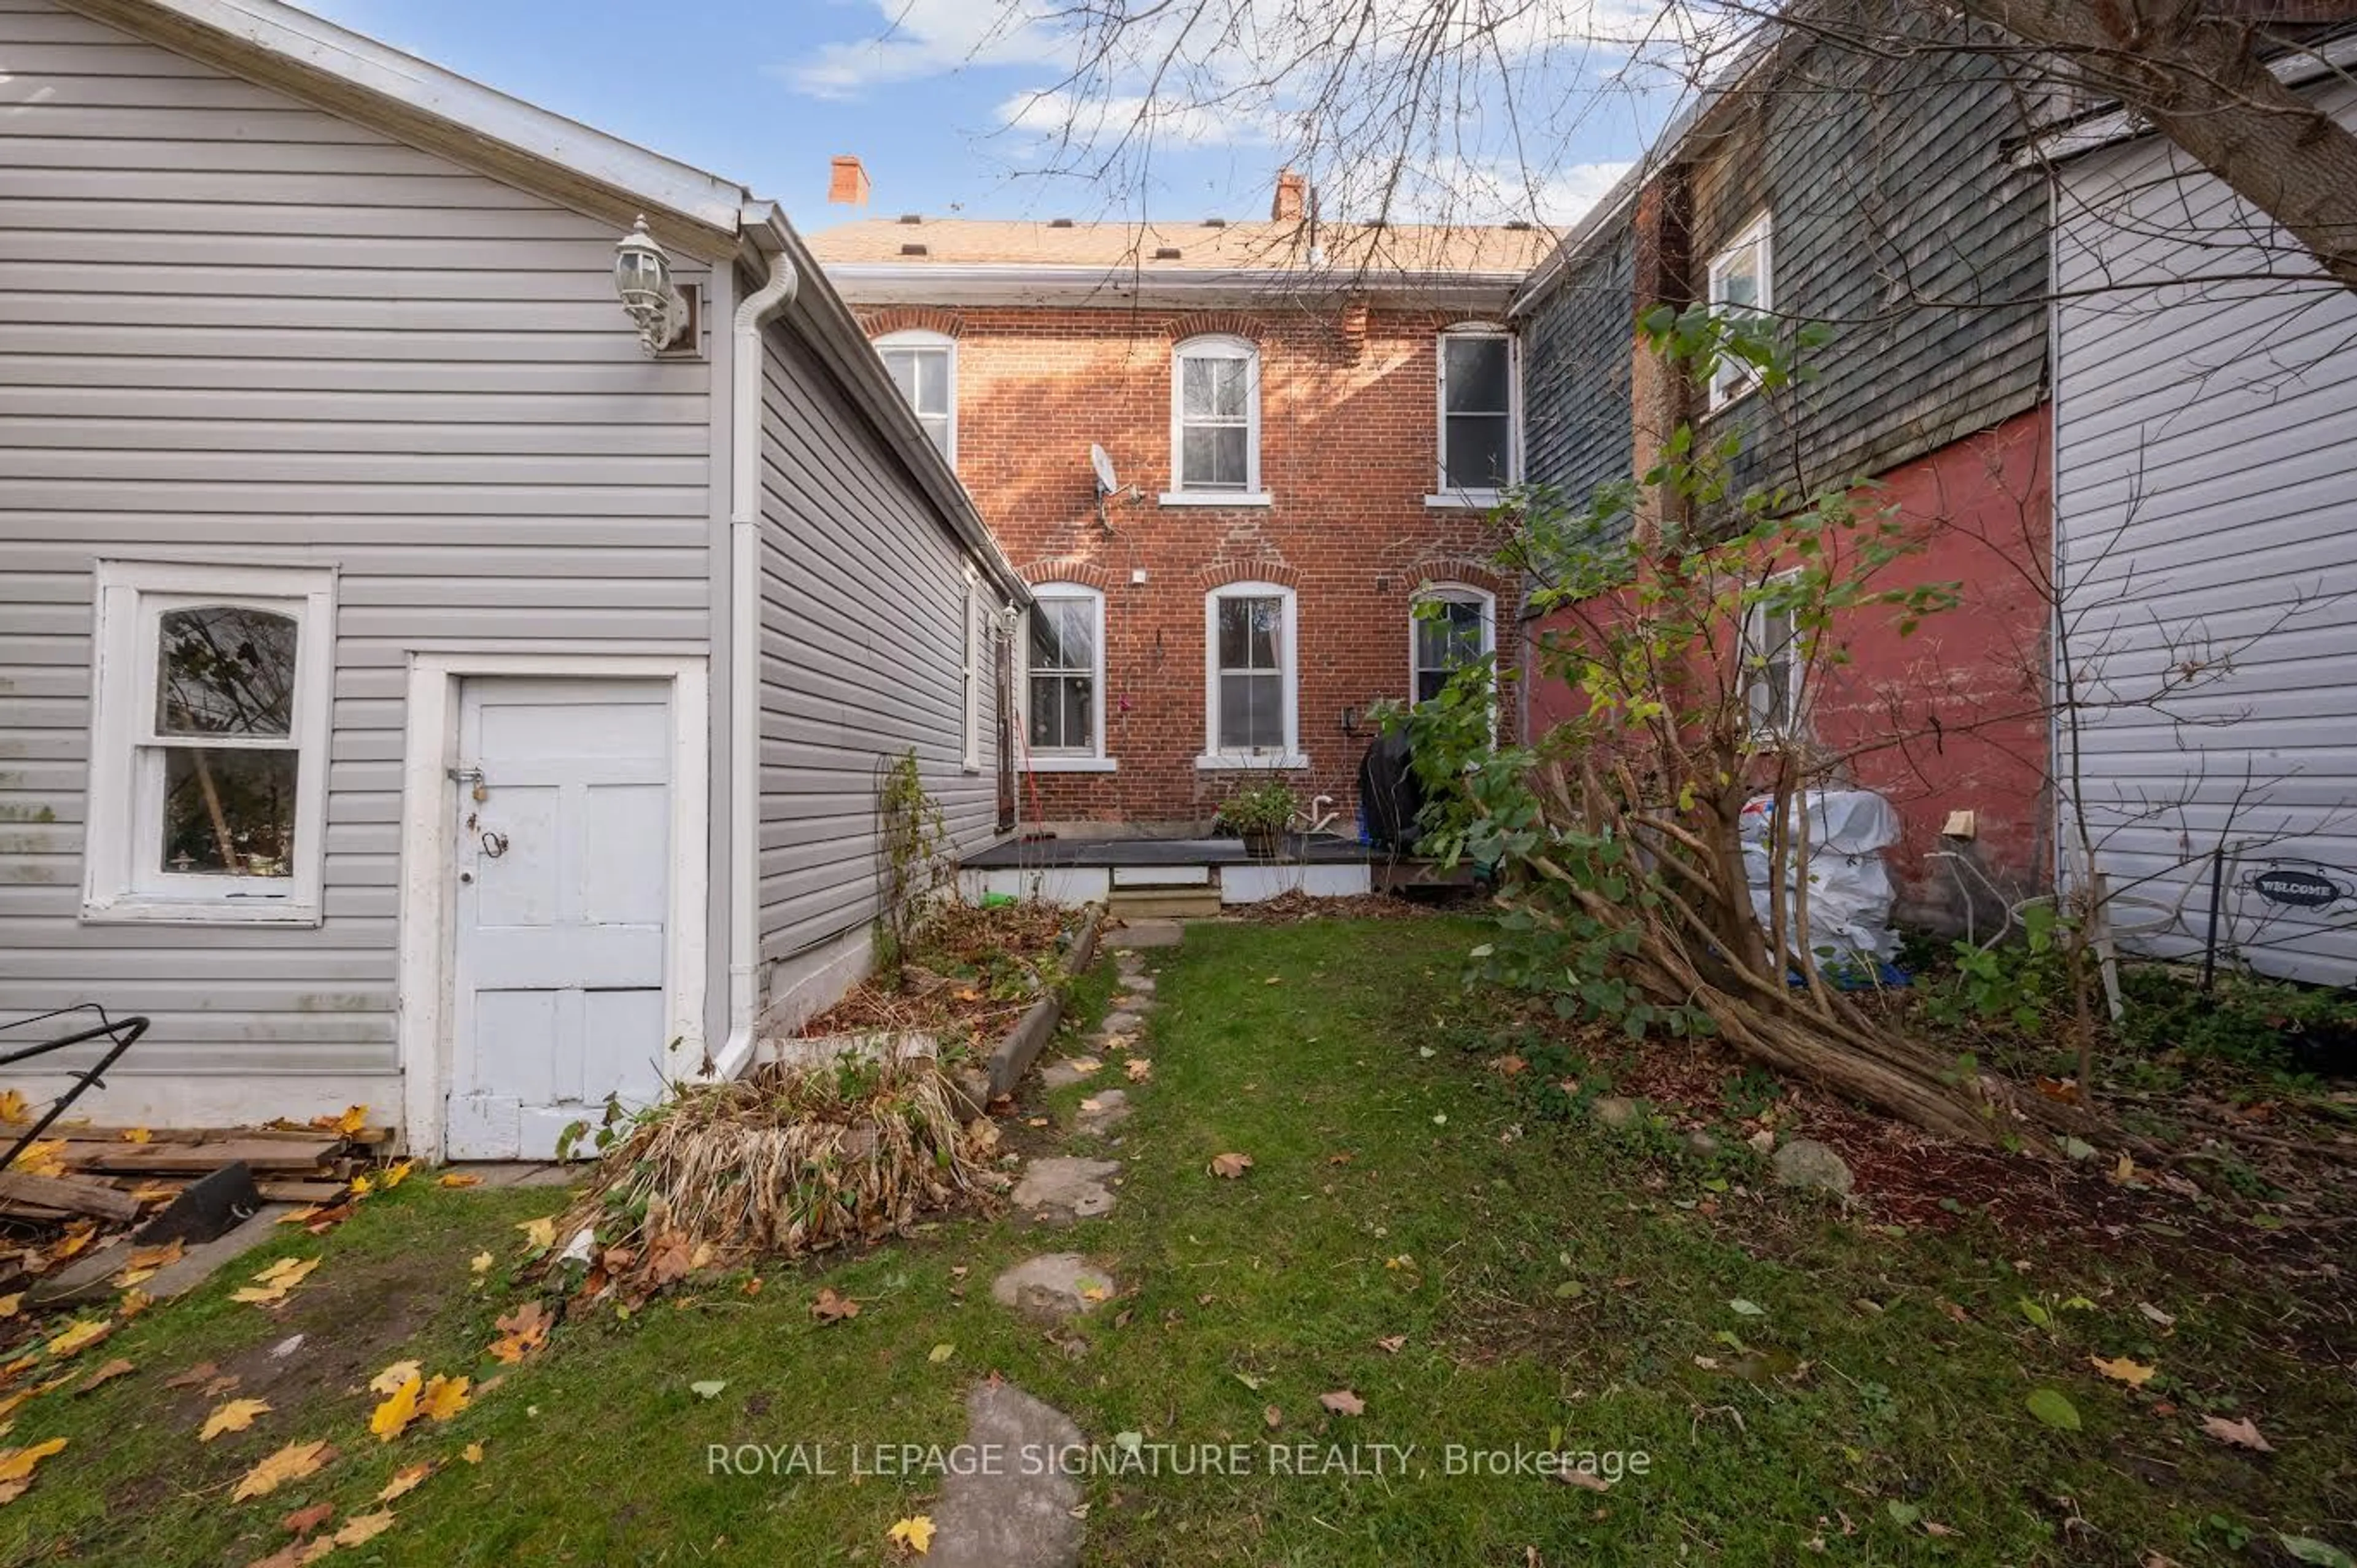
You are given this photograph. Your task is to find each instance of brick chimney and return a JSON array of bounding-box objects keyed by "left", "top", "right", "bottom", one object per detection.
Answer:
[
  {"left": 828, "top": 155, "right": 871, "bottom": 206},
  {"left": 1271, "top": 168, "right": 1307, "bottom": 223}
]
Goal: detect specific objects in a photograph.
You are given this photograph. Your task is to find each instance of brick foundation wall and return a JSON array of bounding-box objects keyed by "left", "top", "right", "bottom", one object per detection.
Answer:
[{"left": 861, "top": 302, "right": 1522, "bottom": 828}]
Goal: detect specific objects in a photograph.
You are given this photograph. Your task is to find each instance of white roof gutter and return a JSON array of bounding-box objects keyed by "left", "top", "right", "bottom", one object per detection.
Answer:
[
  {"left": 825, "top": 262, "right": 1533, "bottom": 311},
  {"left": 2016, "top": 29, "right": 2357, "bottom": 167}
]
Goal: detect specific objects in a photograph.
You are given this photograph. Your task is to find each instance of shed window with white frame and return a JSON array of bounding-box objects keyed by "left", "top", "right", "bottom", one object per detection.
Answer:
[
  {"left": 1026, "top": 584, "right": 1105, "bottom": 765},
  {"left": 1741, "top": 574, "right": 1803, "bottom": 736},
  {"left": 1203, "top": 582, "right": 1300, "bottom": 767},
  {"left": 1411, "top": 584, "right": 1495, "bottom": 705},
  {"left": 1435, "top": 328, "right": 1517, "bottom": 498},
  {"left": 1705, "top": 212, "right": 1773, "bottom": 410},
  {"left": 1169, "top": 334, "right": 1263, "bottom": 500},
  {"left": 82, "top": 561, "right": 335, "bottom": 924},
  {"left": 877, "top": 330, "right": 956, "bottom": 464}
]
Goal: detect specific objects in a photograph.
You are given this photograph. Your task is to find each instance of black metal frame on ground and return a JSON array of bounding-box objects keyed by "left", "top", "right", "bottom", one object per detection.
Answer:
[{"left": 0, "top": 1004, "right": 149, "bottom": 1173}]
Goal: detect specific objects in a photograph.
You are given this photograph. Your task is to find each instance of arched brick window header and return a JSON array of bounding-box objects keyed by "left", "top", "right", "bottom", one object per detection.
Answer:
[
  {"left": 1020, "top": 559, "right": 1118, "bottom": 592},
  {"left": 1194, "top": 558, "right": 1299, "bottom": 591},
  {"left": 857, "top": 305, "right": 964, "bottom": 339},
  {"left": 1165, "top": 309, "right": 1264, "bottom": 344}
]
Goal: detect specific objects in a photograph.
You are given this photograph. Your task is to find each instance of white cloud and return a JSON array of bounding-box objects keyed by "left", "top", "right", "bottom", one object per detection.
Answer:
[
  {"left": 781, "top": 0, "right": 1063, "bottom": 101},
  {"left": 995, "top": 88, "right": 1280, "bottom": 153}
]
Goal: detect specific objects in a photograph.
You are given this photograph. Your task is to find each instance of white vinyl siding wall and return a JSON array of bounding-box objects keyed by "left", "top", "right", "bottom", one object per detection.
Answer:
[
  {"left": 754, "top": 319, "right": 1004, "bottom": 967},
  {"left": 0, "top": 0, "right": 715, "bottom": 1084},
  {"left": 2050, "top": 76, "right": 2357, "bottom": 984}
]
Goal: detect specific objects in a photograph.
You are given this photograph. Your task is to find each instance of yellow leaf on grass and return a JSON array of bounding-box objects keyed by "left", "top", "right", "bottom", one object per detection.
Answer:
[
  {"left": 0, "top": 1436, "right": 66, "bottom": 1502},
  {"left": 469, "top": 1252, "right": 493, "bottom": 1275},
  {"left": 369, "top": 1375, "right": 422, "bottom": 1443},
  {"left": 333, "top": 1508, "right": 396, "bottom": 1547},
  {"left": 234, "top": 1256, "right": 320, "bottom": 1306},
  {"left": 438, "top": 1173, "right": 483, "bottom": 1189},
  {"left": 381, "top": 1160, "right": 414, "bottom": 1189},
  {"left": 369, "top": 1361, "right": 422, "bottom": 1396},
  {"left": 461, "top": 1442, "right": 484, "bottom": 1464},
  {"left": 377, "top": 1461, "right": 434, "bottom": 1502},
  {"left": 490, "top": 1302, "right": 551, "bottom": 1363},
  {"left": 45, "top": 1319, "right": 110, "bottom": 1359},
  {"left": 2090, "top": 1354, "right": 2158, "bottom": 1389},
  {"left": 346, "top": 1175, "right": 374, "bottom": 1199},
  {"left": 516, "top": 1217, "right": 555, "bottom": 1251},
  {"left": 1125, "top": 1057, "right": 1153, "bottom": 1083},
  {"left": 201, "top": 1397, "right": 273, "bottom": 1441},
  {"left": 419, "top": 1375, "right": 470, "bottom": 1423},
  {"left": 233, "top": 1440, "right": 335, "bottom": 1501},
  {"left": 118, "top": 1289, "right": 152, "bottom": 1319},
  {"left": 77, "top": 1358, "right": 135, "bottom": 1394},
  {"left": 887, "top": 1515, "right": 935, "bottom": 1555}
]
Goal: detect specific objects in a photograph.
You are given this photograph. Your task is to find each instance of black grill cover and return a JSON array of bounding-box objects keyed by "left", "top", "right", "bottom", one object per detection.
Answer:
[{"left": 1358, "top": 732, "right": 1426, "bottom": 852}]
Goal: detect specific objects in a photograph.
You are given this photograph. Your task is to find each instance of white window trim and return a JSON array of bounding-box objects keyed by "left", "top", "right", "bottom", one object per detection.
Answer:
[
  {"left": 1409, "top": 582, "right": 1498, "bottom": 736},
  {"left": 1199, "top": 581, "right": 1306, "bottom": 771},
  {"left": 1167, "top": 333, "right": 1266, "bottom": 503},
  {"left": 82, "top": 560, "right": 336, "bottom": 926},
  {"left": 960, "top": 565, "right": 983, "bottom": 773},
  {"left": 876, "top": 328, "right": 956, "bottom": 468},
  {"left": 1705, "top": 210, "right": 1774, "bottom": 412},
  {"left": 1020, "top": 582, "right": 1113, "bottom": 772},
  {"left": 1741, "top": 570, "right": 1806, "bottom": 740},
  {"left": 1430, "top": 323, "right": 1520, "bottom": 505}
]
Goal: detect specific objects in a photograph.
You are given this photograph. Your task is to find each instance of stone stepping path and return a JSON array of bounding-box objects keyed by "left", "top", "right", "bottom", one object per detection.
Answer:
[
  {"left": 991, "top": 1252, "right": 1117, "bottom": 1323},
  {"left": 1074, "top": 1087, "right": 1131, "bottom": 1135},
  {"left": 1010, "top": 1156, "right": 1121, "bottom": 1222},
  {"left": 927, "top": 1382, "right": 1087, "bottom": 1568}
]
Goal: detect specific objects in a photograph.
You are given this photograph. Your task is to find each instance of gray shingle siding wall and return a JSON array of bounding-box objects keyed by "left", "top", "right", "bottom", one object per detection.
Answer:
[
  {"left": 754, "top": 320, "right": 1003, "bottom": 966},
  {"left": 1521, "top": 227, "right": 1636, "bottom": 509},
  {"left": 1523, "top": 24, "right": 2048, "bottom": 502},
  {"left": 0, "top": 0, "right": 713, "bottom": 1083}
]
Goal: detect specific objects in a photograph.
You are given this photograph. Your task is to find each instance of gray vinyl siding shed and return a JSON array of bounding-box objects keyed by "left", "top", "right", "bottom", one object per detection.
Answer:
[
  {"left": 2049, "top": 74, "right": 2357, "bottom": 986},
  {"left": 0, "top": 0, "right": 1016, "bottom": 1135}
]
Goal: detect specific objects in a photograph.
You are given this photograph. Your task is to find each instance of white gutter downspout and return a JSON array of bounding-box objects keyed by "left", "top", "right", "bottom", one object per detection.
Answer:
[{"left": 716, "top": 241, "right": 799, "bottom": 1079}]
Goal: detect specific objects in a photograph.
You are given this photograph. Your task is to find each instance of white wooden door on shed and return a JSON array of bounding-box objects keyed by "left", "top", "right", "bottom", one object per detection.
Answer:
[{"left": 446, "top": 679, "right": 673, "bottom": 1160}]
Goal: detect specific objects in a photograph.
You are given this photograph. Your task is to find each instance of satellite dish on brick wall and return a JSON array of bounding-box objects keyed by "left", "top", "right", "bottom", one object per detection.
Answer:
[{"left": 1089, "top": 442, "right": 1118, "bottom": 496}]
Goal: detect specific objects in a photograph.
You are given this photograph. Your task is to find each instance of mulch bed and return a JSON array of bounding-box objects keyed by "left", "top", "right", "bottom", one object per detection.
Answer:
[
  {"left": 1236, "top": 889, "right": 1448, "bottom": 923},
  {"left": 796, "top": 900, "right": 1079, "bottom": 1056}
]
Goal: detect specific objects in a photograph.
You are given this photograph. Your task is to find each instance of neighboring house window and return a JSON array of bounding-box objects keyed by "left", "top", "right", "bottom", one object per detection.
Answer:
[
  {"left": 877, "top": 330, "right": 955, "bottom": 464},
  {"left": 1411, "top": 584, "right": 1496, "bottom": 705},
  {"left": 1167, "top": 334, "right": 1263, "bottom": 501},
  {"left": 1026, "top": 584, "right": 1107, "bottom": 767},
  {"left": 82, "top": 561, "right": 335, "bottom": 924},
  {"left": 1741, "top": 574, "right": 1803, "bottom": 736},
  {"left": 1705, "top": 211, "right": 1773, "bottom": 409},
  {"left": 961, "top": 566, "right": 983, "bottom": 772},
  {"left": 1202, "top": 582, "right": 1300, "bottom": 767},
  {"left": 1434, "top": 328, "right": 1516, "bottom": 498}
]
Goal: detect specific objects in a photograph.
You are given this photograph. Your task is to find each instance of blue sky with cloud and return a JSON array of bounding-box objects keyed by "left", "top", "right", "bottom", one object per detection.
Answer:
[{"left": 299, "top": 0, "right": 1693, "bottom": 230}]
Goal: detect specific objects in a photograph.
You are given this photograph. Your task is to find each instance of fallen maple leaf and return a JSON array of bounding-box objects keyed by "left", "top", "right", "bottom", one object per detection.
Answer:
[
  {"left": 0, "top": 1091, "right": 26, "bottom": 1123},
  {"left": 438, "top": 1172, "right": 483, "bottom": 1189},
  {"left": 1374, "top": 1335, "right": 1407, "bottom": 1354},
  {"left": 1209, "top": 1152, "right": 1253, "bottom": 1180},
  {"left": 489, "top": 1301, "right": 551, "bottom": 1363},
  {"left": 1126, "top": 1057, "right": 1154, "bottom": 1083},
  {"left": 470, "top": 1252, "right": 493, "bottom": 1275},
  {"left": 370, "top": 1375, "right": 422, "bottom": 1443},
  {"left": 117, "top": 1288, "right": 153, "bottom": 1320},
  {"left": 2090, "top": 1354, "right": 2158, "bottom": 1389},
  {"left": 163, "top": 1362, "right": 220, "bottom": 1390},
  {"left": 887, "top": 1514, "right": 935, "bottom": 1556},
  {"left": 462, "top": 1442, "right": 484, "bottom": 1464},
  {"left": 1318, "top": 1389, "right": 1366, "bottom": 1416},
  {"left": 516, "top": 1216, "right": 556, "bottom": 1251},
  {"left": 1490, "top": 1053, "right": 1530, "bottom": 1077},
  {"left": 313, "top": 1105, "right": 371, "bottom": 1138},
  {"left": 122, "top": 1240, "right": 182, "bottom": 1274},
  {"left": 0, "top": 1294, "right": 18, "bottom": 1320},
  {"left": 280, "top": 1501, "right": 335, "bottom": 1535},
  {"left": 201, "top": 1397, "right": 273, "bottom": 1442},
  {"left": 44, "top": 1319, "right": 110, "bottom": 1359},
  {"left": 76, "top": 1358, "right": 135, "bottom": 1394},
  {"left": 811, "top": 1286, "right": 861, "bottom": 1324},
  {"left": 2200, "top": 1414, "right": 2274, "bottom": 1453},
  {"left": 380, "top": 1160, "right": 414, "bottom": 1189},
  {"left": 233, "top": 1440, "right": 336, "bottom": 1502},
  {"left": 420, "top": 1375, "right": 470, "bottom": 1423},
  {"left": 333, "top": 1508, "right": 396, "bottom": 1547},
  {"left": 369, "top": 1361, "right": 422, "bottom": 1396},
  {"left": 0, "top": 1437, "right": 67, "bottom": 1503},
  {"left": 120, "top": 1126, "right": 152, "bottom": 1144},
  {"left": 233, "top": 1256, "right": 320, "bottom": 1307}
]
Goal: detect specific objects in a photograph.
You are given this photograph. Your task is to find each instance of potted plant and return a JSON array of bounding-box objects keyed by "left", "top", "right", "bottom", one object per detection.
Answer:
[{"left": 1218, "top": 781, "right": 1298, "bottom": 860}]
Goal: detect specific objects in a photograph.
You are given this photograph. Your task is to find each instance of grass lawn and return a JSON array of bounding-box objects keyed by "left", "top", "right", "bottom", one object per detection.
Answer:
[{"left": 4, "top": 915, "right": 2351, "bottom": 1566}]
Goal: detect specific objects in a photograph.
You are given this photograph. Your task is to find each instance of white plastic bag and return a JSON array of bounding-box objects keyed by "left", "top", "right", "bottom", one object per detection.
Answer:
[{"left": 1739, "top": 790, "right": 1901, "bottom": 968}]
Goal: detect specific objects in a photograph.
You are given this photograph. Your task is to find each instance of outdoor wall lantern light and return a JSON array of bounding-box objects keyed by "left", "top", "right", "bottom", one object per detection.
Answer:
[{"left": 614, "top": 215, "right": 692, "bottom": 355}]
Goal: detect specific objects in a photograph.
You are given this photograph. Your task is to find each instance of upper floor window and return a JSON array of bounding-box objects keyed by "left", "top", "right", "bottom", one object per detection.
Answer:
[
  {"left": 1026, "top": 583, "right": 1107, "bottom": 768},
  {"left": 877, "top": 330, "right": 955, "bottom": 464},
  {"left": 1705, "top": 212, "right": 1773, "bottom": 410},
  {"left": 1435, "top": 328, "right": 1516, "bottom": 500},
  {"left": 1411, "top": 584, "right": 1496, "bottom": 705},
  {"left": 1202, "top": 582, "right": 1301, "bottom": 768},
  {"left": 82, "top": 560, "right": 336, "bottom": 925},
  {"left": 1166, "top": 335, "right": 1265, "bottom": 503}
]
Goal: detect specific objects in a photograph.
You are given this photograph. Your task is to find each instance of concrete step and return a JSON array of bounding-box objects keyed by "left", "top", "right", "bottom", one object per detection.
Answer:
[{"left": 1107, "top": 886, "right": 1221, "bottom": 920}]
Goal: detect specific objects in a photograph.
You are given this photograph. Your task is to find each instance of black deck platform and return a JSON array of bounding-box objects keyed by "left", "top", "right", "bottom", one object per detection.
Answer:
[{"left": 967, "top": 833, "right": 1477, "bottom": 888}]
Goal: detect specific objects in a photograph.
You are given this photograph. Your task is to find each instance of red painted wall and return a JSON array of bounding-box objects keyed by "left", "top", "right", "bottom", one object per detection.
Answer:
[
  {"left": 1526, "top": 406, "right": 2052, "bottom": 933},
  {"left": 860, "top": 303, "right": 1520, "bottom": 829}
]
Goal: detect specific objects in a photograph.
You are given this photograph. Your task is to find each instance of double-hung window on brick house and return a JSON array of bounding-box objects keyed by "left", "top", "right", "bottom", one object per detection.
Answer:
[
  {"left": 1167, "top": 335, "right": 1265, "bottom": 503},
  {"left": 1433, "top": 327, "right": 1517, "bottom": 504},
  {"left": 1202, "top": 582, "right": 1300, "bottom": 768},
  {"left": 877, "top": 329, "right": 956, "bottom": 464},
  {"left": 1741, "top": 572, "right": 1805, "bottom": 738},
  {"left": 1024, "top": 584, "right": 1110, "bottom": 771},
  {"left": 82, "top": 561, "right": 335, "bottom": 924}
]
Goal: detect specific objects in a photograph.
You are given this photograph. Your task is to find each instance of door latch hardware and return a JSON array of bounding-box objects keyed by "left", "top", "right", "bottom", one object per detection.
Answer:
[{"left": 480, "top": 831, "right": 509, "bottom": 859}]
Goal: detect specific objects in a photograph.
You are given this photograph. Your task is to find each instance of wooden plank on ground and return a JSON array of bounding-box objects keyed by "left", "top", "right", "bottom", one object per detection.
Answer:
[
  {"left": 0, "top": 1170, "right": 142, "bottom": 1222},
  {"left": 53, "top": 1138, "right": 339, "bottom": 1174},
  {"left": 255, "top": 1180, "right": 348, "bottom": 1203}
]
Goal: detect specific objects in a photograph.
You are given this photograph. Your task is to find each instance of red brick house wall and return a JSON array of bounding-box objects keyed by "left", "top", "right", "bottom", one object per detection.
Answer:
[{"left": 858, "top": 301, "right": 1521, "bottom": 829}]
